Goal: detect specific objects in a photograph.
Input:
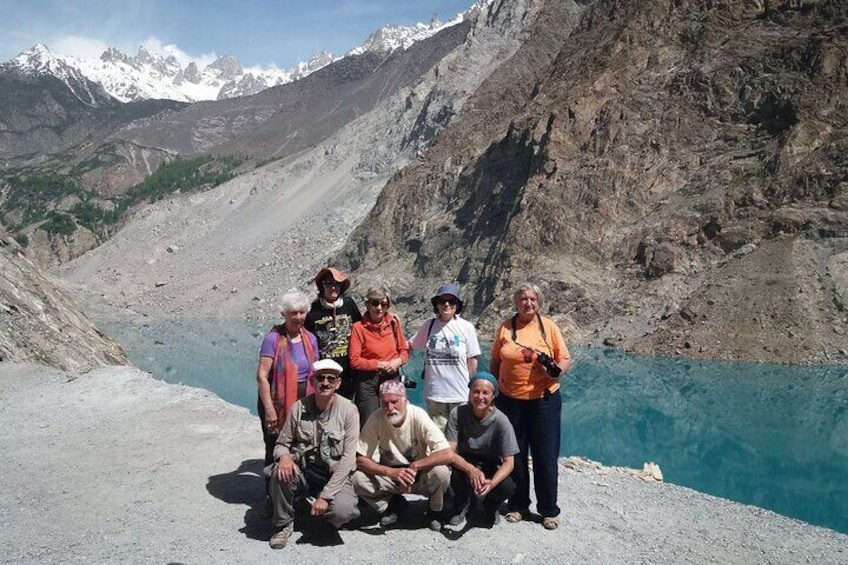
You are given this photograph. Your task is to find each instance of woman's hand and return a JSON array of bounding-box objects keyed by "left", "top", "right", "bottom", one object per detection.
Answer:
[{"left": 264, "top": 408, "right": 278, "bottom": 432}]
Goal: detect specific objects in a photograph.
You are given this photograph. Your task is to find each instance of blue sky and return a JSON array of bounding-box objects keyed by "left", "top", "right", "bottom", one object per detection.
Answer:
[{"left": 0, "top": 0, "right": 475, "bottom": 69}]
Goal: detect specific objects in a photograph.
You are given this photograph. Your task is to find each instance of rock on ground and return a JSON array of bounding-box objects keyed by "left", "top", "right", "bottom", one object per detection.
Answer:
[{"left": 0, "top": 363, "right": 846, "bottom": 564}]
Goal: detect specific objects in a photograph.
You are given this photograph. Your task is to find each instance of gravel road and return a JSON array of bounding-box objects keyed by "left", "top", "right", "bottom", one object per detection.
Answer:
[{"left": 1, "top": 363, "right": 845, "bottom": 564}]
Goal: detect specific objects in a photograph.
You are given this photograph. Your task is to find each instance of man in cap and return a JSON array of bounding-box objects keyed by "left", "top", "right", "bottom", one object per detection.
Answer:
[
  {"left": 268, "top": 359, "right": 360, "bottom": 549},
  {"left": 444, "top": 372, "right": 518, "bottom": 530},
  {"left": 352, "top": 380, "right": 453, "bottom": 531}
]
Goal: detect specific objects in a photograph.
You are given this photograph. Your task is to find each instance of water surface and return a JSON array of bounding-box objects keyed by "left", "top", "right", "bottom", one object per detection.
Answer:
[{"left": 103, "top": 318, "right": 848, "bottom": 534}]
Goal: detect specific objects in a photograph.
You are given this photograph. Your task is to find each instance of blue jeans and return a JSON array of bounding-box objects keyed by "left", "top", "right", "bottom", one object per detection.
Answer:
[{"left": 495, "top": 389, "right": 562, "bottom": 517}]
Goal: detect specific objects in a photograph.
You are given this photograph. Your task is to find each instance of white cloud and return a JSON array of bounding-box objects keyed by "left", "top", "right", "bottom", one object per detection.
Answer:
[
  {"left": 140, "top": 36, "right": 218, "bottom": 68},
  {"left": 51, "top": 35, "right": 112, "bottom": 59}
]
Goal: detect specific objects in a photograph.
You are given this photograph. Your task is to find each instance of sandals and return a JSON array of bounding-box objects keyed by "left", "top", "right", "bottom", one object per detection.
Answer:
[
  {"left": 505, "top": 511, "right": 524, "bottom": 523},
  {"left": 505, "top": 510, "right": 559, "bottom": 530}
]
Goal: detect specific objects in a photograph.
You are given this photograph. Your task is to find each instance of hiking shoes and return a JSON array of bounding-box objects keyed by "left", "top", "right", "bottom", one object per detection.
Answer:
[
  {"left": 444, "top": 506, "right": 468, "bottom": 532},
  {"left": 269, "top": 522, "right": 294, "bottom": 549},
  {"left": 379, "top": 510, "right": 399, "bottom": 528},
  {"left": 426, "top": 509, "right": 443, "bottom": 531},
  {"left": 379, "top": 494, "right": 408, "bottom": 528}
]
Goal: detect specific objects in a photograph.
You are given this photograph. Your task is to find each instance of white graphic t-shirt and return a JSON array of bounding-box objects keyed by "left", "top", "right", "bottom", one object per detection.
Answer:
[{"left": 410, "top": 316, "right": 481, "bottom": 403}]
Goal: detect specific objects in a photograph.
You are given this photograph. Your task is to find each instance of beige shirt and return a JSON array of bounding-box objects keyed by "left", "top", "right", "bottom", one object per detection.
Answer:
[{"left": 358, "top": 404, "right": 449, "bottom": 466}]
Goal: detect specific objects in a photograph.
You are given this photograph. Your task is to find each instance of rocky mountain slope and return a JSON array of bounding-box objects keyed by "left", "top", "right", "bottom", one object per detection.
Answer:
[
  {"left": 333, "top": 0, "right": 848, "bottom": 364},
  {"left": 50, "top": 0, "right": 545, "bottom": 323},
  {"left": 0, "top": 227, "right": 125, "bottom": 372}
]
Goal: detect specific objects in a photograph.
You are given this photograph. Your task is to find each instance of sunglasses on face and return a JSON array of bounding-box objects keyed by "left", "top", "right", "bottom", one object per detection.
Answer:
[
  {"left": 315, "top": 374, "right": 340, "bottom": 384},
  {"left": 437, "top": 298, "right": 457, "bottom": 306},
  {"left": 369, "top": 299, "right": 389, "bottom": 308},
  {"left": 322, "top": 280, "right": 340, "bottom": 287}
]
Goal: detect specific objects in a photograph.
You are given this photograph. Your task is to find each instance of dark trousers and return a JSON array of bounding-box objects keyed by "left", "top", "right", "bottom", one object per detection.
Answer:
[
  {"left": 354, "top": 370, "right": 381, "bottom": 428},
  {"left": 450, "top": 461, "right": 516, "bottom": 515},
  {"left": 495, "top": 389, "right": 562, "bottom": 518}
]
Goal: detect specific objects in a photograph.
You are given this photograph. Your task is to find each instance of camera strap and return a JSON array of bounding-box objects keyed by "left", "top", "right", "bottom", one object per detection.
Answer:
[{"left": 511, "top": 313, "right": 548, "bottom": 346}]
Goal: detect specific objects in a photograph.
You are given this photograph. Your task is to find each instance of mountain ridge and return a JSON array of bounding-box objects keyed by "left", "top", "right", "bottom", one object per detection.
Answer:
[{"left": 1, "top": 3, "right": 488, "bottom": 104}]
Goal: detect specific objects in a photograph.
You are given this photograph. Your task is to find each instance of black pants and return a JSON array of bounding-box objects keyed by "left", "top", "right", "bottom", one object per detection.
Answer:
[
  {"left": 450, "top": 460, "right": 516, "bottom": 515},
  {"left": 354, "top": 370, "right": 383, "bottom": 428},
  {"left": 334, "top": 358, "right": 356, "bottom": 401}
]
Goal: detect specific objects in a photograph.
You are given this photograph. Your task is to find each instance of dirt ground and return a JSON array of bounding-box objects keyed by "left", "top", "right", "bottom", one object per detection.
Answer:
[{"left": 1, "top": 363, "right": 846, "bottom": 564}]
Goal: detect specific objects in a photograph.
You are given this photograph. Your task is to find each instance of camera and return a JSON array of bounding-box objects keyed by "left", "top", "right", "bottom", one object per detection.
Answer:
[
  {"left": 536, "top": 352, "right": 561, "bottom": 378},
  {"left": 398, "top": 366, "right": 417, "bottom": 389}
]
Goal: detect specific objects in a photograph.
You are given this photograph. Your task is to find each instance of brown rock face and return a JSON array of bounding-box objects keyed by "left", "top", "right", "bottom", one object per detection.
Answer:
[
  {"left": 337, "top": 0, "right": 848, "bottom": 364},
  {"left": 0, "top": 229, "right": 126, "bottom": 372}
]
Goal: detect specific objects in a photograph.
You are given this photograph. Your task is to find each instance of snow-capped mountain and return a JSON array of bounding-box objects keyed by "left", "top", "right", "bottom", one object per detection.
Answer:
[
  {"left": 1, "top": 1, "right": 489, "bottom": 104},
  {"left": 1, "top": 43, "right": 309, "bottom": 103}
]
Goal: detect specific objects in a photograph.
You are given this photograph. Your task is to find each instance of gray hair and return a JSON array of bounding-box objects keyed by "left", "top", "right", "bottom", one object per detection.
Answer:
[
  {"left": 365, "top": 286, "right": 391, "bottom": 308},
  {"left": 512, "top": 282, "right": 544, "bottom": 309},
  {"left": 280, "top": 290, "right": 310, "bottom": 314}
]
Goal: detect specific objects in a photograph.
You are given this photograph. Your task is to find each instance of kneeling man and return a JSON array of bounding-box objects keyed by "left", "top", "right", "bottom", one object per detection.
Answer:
[
  {"left": 353, "top": 380, "right": 453, "bottom": 530},
  {"left": 268, "top": 359, "right": 360, "bottom": 549},
  {"left": 445, "top": 372, "right": 518, "bottom": 529}
]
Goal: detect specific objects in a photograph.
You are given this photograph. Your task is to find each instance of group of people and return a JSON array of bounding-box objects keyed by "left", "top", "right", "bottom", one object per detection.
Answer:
[{"left": 255, "top": 267, "right": 571, "bottom": 549}]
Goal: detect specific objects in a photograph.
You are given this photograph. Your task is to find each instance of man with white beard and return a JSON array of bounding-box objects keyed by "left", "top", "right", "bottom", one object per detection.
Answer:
[{"left": 353, "top": 380, "right": 453, "bottom": 531}]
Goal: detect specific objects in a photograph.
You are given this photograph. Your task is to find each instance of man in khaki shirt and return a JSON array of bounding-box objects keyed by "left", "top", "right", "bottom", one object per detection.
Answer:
[{"left": 268, "top": 359, "right": 360, "bottom": 549}]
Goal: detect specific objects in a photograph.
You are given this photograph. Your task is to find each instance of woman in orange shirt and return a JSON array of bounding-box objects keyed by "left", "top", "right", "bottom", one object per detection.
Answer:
[
  {"left": 348, "top": 287, "right": 409, "bottom": 426},
  {"left": 490, "top": 283, "right": 571, "bottom": 531}
]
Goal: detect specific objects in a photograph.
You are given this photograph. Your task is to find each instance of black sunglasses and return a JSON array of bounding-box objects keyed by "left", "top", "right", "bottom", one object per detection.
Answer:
[
  {"left": 315, "top": 374, "right": 340, "bottom": 383},
  {"left": 369, "top": 299, "right": 389, "bottom": 308},
  {"left": 437, "top": 298, "right": 457, "bottom": 306},
  {"left": 321, "top": 280, "right": 340, "bottom": 287}
]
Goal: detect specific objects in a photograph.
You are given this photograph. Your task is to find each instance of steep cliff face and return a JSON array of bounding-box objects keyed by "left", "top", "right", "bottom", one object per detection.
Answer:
[
  {"left": 0, "top": 228, "right": 126, "bottom": 372},
  {"left": 338, "top": 0, "right": 848, "bottom": 364}
]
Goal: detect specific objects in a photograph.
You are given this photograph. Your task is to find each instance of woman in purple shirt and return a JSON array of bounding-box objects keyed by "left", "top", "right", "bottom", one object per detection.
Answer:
[{"left": 256, "top": 290, "right": 319, "bottom": 506}]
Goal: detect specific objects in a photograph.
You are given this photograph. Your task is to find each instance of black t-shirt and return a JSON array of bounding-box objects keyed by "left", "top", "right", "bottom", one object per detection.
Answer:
[{"left": 304, "top": 296, "right": 362, "bottom": 361}]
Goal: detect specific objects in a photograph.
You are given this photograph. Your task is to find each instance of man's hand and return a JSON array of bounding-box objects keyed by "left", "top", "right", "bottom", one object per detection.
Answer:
[
  {"left": 276, "top": 455, "right": 299, "bottom": 482},
  {"left": 311, "top": 497, "right": 329, "bottom": 516},
  {"left": 391, "top": 467, "right": 417, "bottom": 492}
]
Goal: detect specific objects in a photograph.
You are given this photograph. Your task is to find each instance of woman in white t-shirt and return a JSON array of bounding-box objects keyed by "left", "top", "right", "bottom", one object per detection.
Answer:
[{"left": 409, "top": 283, "right": 481, "bottom": 431}]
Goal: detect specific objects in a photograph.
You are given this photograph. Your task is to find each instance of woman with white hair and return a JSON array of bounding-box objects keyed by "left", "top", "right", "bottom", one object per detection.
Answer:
[
  {"left": 489, "top": 283, "right": 571, "bottom": 531},
  {"left": 255, "top": 290, "right": 320, "bottom": 508}
]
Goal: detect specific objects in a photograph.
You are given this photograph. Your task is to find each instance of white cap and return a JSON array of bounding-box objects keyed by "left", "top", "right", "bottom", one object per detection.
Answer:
[{"left": 312, "top": 359, "right": 344, "bottom": 375}]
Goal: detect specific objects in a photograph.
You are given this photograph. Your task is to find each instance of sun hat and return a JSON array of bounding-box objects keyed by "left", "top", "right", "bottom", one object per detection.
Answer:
[{"left": 430, "top": 283, "right": 463, "bottom": 314}]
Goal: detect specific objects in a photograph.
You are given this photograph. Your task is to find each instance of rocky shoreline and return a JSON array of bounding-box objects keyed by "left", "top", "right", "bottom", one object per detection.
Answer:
[{"left": 1, "top": 362, "right": 845, "bottom": 564}]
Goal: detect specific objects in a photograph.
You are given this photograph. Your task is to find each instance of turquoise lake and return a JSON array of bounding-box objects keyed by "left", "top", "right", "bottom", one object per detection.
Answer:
[{"left": 103, "top": 318, "right": 848, "bottom": 534}]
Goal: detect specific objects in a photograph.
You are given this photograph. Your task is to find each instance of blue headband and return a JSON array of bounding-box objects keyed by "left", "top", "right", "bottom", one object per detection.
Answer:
[{"left": 468, "top": 372, "right": 499, "bottom": 396}]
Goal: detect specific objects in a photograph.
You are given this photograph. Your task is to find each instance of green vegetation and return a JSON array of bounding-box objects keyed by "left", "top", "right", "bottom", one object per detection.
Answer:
[
  {"left": 14, "top": 233, "right": 29, "bottom": 248},
  {"left": 1, "top": 155, "right": 244, "bottom": 241},
  {"left": 123, "top": 155, "right": 242, "bottom": 204}
]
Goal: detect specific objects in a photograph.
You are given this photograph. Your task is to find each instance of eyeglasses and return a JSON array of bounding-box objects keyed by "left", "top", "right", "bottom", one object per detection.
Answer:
[
  {"left": 369, "top": 299, "right": 389, "bottom": 308},
  {"left": 436, "top": 298, "right": 457, "bottom": 306},
  {"left": 314, "top": 374, "right": 340, "bottom": 384},
  {"left": 321, "top": 280, "right": 340, "bottom": 287}
]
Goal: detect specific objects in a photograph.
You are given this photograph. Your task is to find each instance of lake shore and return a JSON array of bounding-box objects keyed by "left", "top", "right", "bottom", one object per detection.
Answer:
[{"left": 1, "top": 362, "right": 846, "bottom": 564}]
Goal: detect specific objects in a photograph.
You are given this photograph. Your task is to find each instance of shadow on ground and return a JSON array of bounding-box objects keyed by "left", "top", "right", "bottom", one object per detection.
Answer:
[{"left": 206, "top": 458, "right": 274, "bottom": 541}]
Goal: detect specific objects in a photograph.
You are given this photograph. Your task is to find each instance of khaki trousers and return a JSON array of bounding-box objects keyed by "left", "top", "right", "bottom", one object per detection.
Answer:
[{"left": 352, "top": 465, "right": 450, "bottom": 512}]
